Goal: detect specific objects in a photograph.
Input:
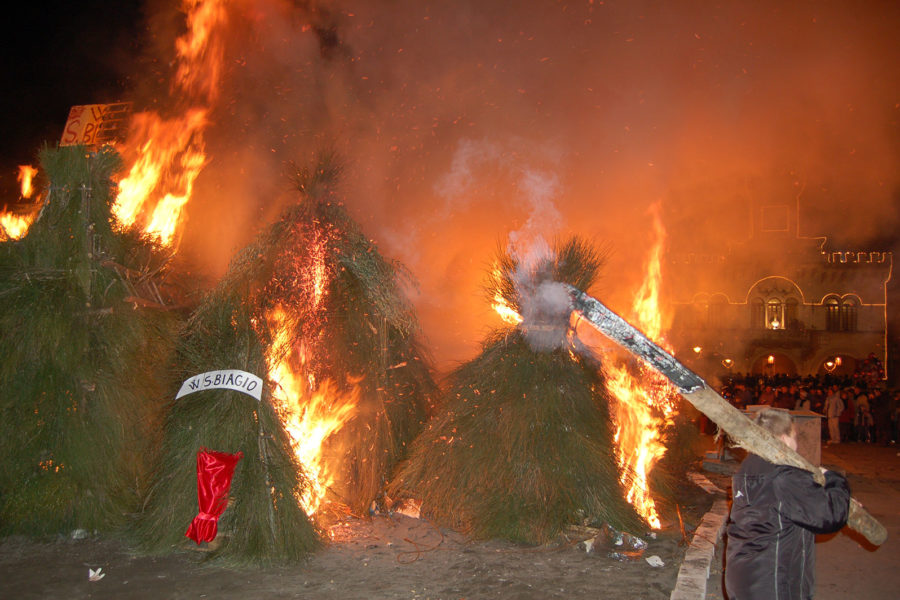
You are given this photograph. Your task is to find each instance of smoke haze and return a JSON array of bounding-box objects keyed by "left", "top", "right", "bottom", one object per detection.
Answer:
[{"left": 101, "top": 0, "right": 900, "bottom": 369}]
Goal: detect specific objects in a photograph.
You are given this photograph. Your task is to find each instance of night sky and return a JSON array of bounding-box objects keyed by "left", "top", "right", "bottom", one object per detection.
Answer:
[{"left": 1, "top": 2, "right": 143, "bottom": 185}]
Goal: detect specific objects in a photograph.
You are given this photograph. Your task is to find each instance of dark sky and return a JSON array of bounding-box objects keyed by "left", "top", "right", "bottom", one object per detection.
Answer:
[{"left": 1, "top": 2, "right": 144, "bottom": 174}]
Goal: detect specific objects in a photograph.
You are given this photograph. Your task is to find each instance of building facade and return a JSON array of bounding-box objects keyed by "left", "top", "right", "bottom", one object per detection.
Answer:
[{"left": 665, "top": 199, "right": 892, "bottom": 384}]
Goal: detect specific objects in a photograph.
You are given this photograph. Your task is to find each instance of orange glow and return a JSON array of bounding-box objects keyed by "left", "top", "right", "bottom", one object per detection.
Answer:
[
  {"left": 492, "top": 292, "right": 523, "bottom": 325},
  {"left": 1, "top": 212, "right": 33, "bottom": 241},
  {"left": 17, "top": 165, "right": 38, "bottom": 199},
  {"left": 489, "top": 264, "right": 523, "bottom": 324},
  {"left": 607, "top": 205, "right": 676, "bottom": 529},
  {"left": 1, "top": 166, "right": 42, "bottom": 241},
  {"left": 267, "top": 307, "right": 358, "bottom": 517},
  {"left": 113, "top": 0, "right": 226, "bottom": 246}
]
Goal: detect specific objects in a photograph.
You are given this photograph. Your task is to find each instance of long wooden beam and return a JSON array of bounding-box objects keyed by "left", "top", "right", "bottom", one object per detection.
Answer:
[{"left": 567, "top": 285, "right": 887, "bottom": 546}]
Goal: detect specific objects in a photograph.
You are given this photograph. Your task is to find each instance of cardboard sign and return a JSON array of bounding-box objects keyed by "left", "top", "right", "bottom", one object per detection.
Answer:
[
  {"left": 176, "top": 369, "right": 263, "bottom": 401},
  {"left": 60, "top": 103, "right": 132, "bottom": 146}
]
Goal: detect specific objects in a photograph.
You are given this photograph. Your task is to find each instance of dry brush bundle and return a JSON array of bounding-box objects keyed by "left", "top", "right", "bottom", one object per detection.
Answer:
[
  {"left": 138, "top": 157, "right": 434, "bottom": 564},
  {"left": 272, "top": 161, "right": 437, "bottom": 516},
  {"left": 0, "top": 145, "right": 178, "bottom": 535},
  {"left": 390, "top": 237, "right": 643, "bottom": 544},
  {"left": 136, "top": 285, "right": 320, "bottom": 566}
]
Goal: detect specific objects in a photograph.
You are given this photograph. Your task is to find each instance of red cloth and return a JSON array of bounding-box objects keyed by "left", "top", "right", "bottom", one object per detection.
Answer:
[{"left": 185, "top": 449, "right": 243, "bottom": 544}]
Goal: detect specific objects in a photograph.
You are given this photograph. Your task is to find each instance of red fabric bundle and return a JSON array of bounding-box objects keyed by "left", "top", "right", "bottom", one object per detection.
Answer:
[{"left": 185, "top": 449, "right": 243, "bottom": 544}]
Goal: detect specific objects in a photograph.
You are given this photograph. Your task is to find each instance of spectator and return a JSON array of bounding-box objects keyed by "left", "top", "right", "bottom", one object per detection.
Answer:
[
  {"left": 824, "top": 386, "right": 844, "bottom": 444},
  {"left": 891, "top": 391, "right": 900, "bottom": 445},
  {"left": 839, "top": 390, "right": 854, "bottom": 442},
  {"left": 872, "top": 388, "right": 892, "bottom": 445},
  {"left": 855, "top": 389, "right": 870, "bottom": 442},
  {"left": 758, "top": 386, "right": 776, "bottom": 406}
]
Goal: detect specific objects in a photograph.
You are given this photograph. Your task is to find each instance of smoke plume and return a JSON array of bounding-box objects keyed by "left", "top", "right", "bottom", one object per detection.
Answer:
[{"left": 121, "top": 0, "right": 900, "bottom": 370}]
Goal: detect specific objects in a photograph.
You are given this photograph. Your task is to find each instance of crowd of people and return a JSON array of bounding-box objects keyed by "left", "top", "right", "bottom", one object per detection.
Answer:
[{"left": 717, "top": 354, "right": 900, "bottom": 445}]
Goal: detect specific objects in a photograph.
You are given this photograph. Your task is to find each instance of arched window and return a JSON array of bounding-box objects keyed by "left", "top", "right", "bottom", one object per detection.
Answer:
[
  {"left": 785, "top": 298, "right": 799, "bottom": 330},
  {"left": 766, "top": 299, "right": 783, "bottom": 329},
  {"left": 841, "top": 297, "right": 859, "bottom": 332},
  {"left": 747, "top": 277, "right": 804, "bottom": 332},
  {"left": 750, "top": 298, "right": 765, "bottom": 329},
  {"left": 825, "top": 297, "right": 841, "bottom": 331}
]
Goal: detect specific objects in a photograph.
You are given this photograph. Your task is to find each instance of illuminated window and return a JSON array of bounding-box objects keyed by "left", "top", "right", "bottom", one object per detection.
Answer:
[
  {"left": 766, "top": 299, "right": 783, "bottom": 329},
  {"left": 825, "top": 297, "right": 841, "bottom": 331}
]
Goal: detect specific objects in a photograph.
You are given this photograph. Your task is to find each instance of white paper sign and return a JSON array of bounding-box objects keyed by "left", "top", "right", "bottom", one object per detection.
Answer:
[{"left": 176, "top": 369, "right": 263, "bottom": 401}]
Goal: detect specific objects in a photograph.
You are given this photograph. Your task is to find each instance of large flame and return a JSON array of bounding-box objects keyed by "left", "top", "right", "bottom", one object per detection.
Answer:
[
  {"left": 264, "top": 232, "right": 358, "bottom": 518},
  {"left": 0, "top": 213, "right": 32, "bottom": 241},
  {"left": 267, "top": 307, "right": 358, "bottom": 517},
  {"left": 112, "top": 0, "right": 226, "bottom": 246},
  {"left": 607, "top": 205, "right": 676, "bottom": 529},
  {"left": 4, "top": 1, "right": 225, "bottom": 246},
  {"left": 1, "top": 165, "right": 42, "bottom": 241}
]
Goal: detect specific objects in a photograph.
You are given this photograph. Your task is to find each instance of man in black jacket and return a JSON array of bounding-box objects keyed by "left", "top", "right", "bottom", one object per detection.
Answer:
[{"left": 725, "top": 408, "right": 851, "bottom": 600}]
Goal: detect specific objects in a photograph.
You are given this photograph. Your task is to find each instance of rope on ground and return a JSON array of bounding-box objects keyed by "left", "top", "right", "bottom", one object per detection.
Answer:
[{"left": 395, "top": 521, "right": 446, "bottom": 564}]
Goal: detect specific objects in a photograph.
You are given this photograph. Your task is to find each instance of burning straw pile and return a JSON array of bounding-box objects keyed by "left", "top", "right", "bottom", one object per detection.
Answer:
[
  {"left": 138, "top": 159, "right": 435, "bottom": 564},
  {"left": 390, "top": 238, "right": 643, "bottom": 544},
  {"left": 0, "top": 145, "right": 177, "bottom": 535}
]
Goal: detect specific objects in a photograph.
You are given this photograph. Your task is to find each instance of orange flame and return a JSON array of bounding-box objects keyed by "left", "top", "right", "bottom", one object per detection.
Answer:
[
  {"left": 114, "top": 109, "right": 209, "bottom": 244},
  {"left": 493, "top": 292, "right": 523, "bottom": 325},
  {"left": 1, "top": 213, "right": 33, "bottom": 241},
  {"left": 1, "top": 165, "right": 42, "bottom": 241},
  {"left": 490, "top": 264, "right": 524, "bottom": 324},
  {"left": 17, "top": 165, "right": 38, "bottom": 199},
  {"left": 607, "top": 204, "right": 675, "bottom": 529},
  {"left": 608, "top": 369, "right": 668, "bottom": 528},
  {"left": 267, "top": 307, "right": 358, "bottom": 516},
  {"left": 113, "top": 0, "right": 226, "bottom": 246}
]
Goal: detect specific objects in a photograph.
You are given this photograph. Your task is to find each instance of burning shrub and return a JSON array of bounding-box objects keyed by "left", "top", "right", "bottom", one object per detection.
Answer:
[
  {"left": 137, "top": 156, "right": 435, "bottom": 564},
  {"left": 136, "top": 293, "right": 320, "bottom": 565},
  {"left": 389, "top": 238, "right": 643, "bottom": 544},
  {"left": 0, "top": 145, "right": 177, "bottom": 535}
]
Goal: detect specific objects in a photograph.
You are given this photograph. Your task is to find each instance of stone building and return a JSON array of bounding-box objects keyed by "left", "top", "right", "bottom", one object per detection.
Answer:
[{"left": 665, "top": 195, "right": 892, "bottom": 383}]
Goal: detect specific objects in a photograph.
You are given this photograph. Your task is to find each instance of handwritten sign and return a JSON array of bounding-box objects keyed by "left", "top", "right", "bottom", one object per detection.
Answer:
[
  {"left": 60, "top": 103, "right": 132, "bottom": 146},
  {"left": 176, "top": 370, "right": 263, "bottom": 401}
]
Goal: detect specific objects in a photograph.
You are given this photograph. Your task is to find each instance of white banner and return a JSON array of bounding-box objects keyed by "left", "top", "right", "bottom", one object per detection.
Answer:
[{"left": 176, "top": 369, "right": 263, "bottom": 401}]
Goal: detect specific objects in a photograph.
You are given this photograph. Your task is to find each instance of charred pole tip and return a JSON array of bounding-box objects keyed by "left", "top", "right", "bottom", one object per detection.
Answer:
[{"left": 564, "top": 284, "right": 888, "bottom": 547}]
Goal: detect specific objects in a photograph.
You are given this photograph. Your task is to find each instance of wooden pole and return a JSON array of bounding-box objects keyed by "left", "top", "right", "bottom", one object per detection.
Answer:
[{"left": 567, "top": 285, "right": 887, "bottom": 546}]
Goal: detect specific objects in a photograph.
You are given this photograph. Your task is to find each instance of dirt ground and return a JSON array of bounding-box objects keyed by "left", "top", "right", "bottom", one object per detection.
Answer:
[{"left": 0, "top": 479, "right": 716, "bottom": 600}]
